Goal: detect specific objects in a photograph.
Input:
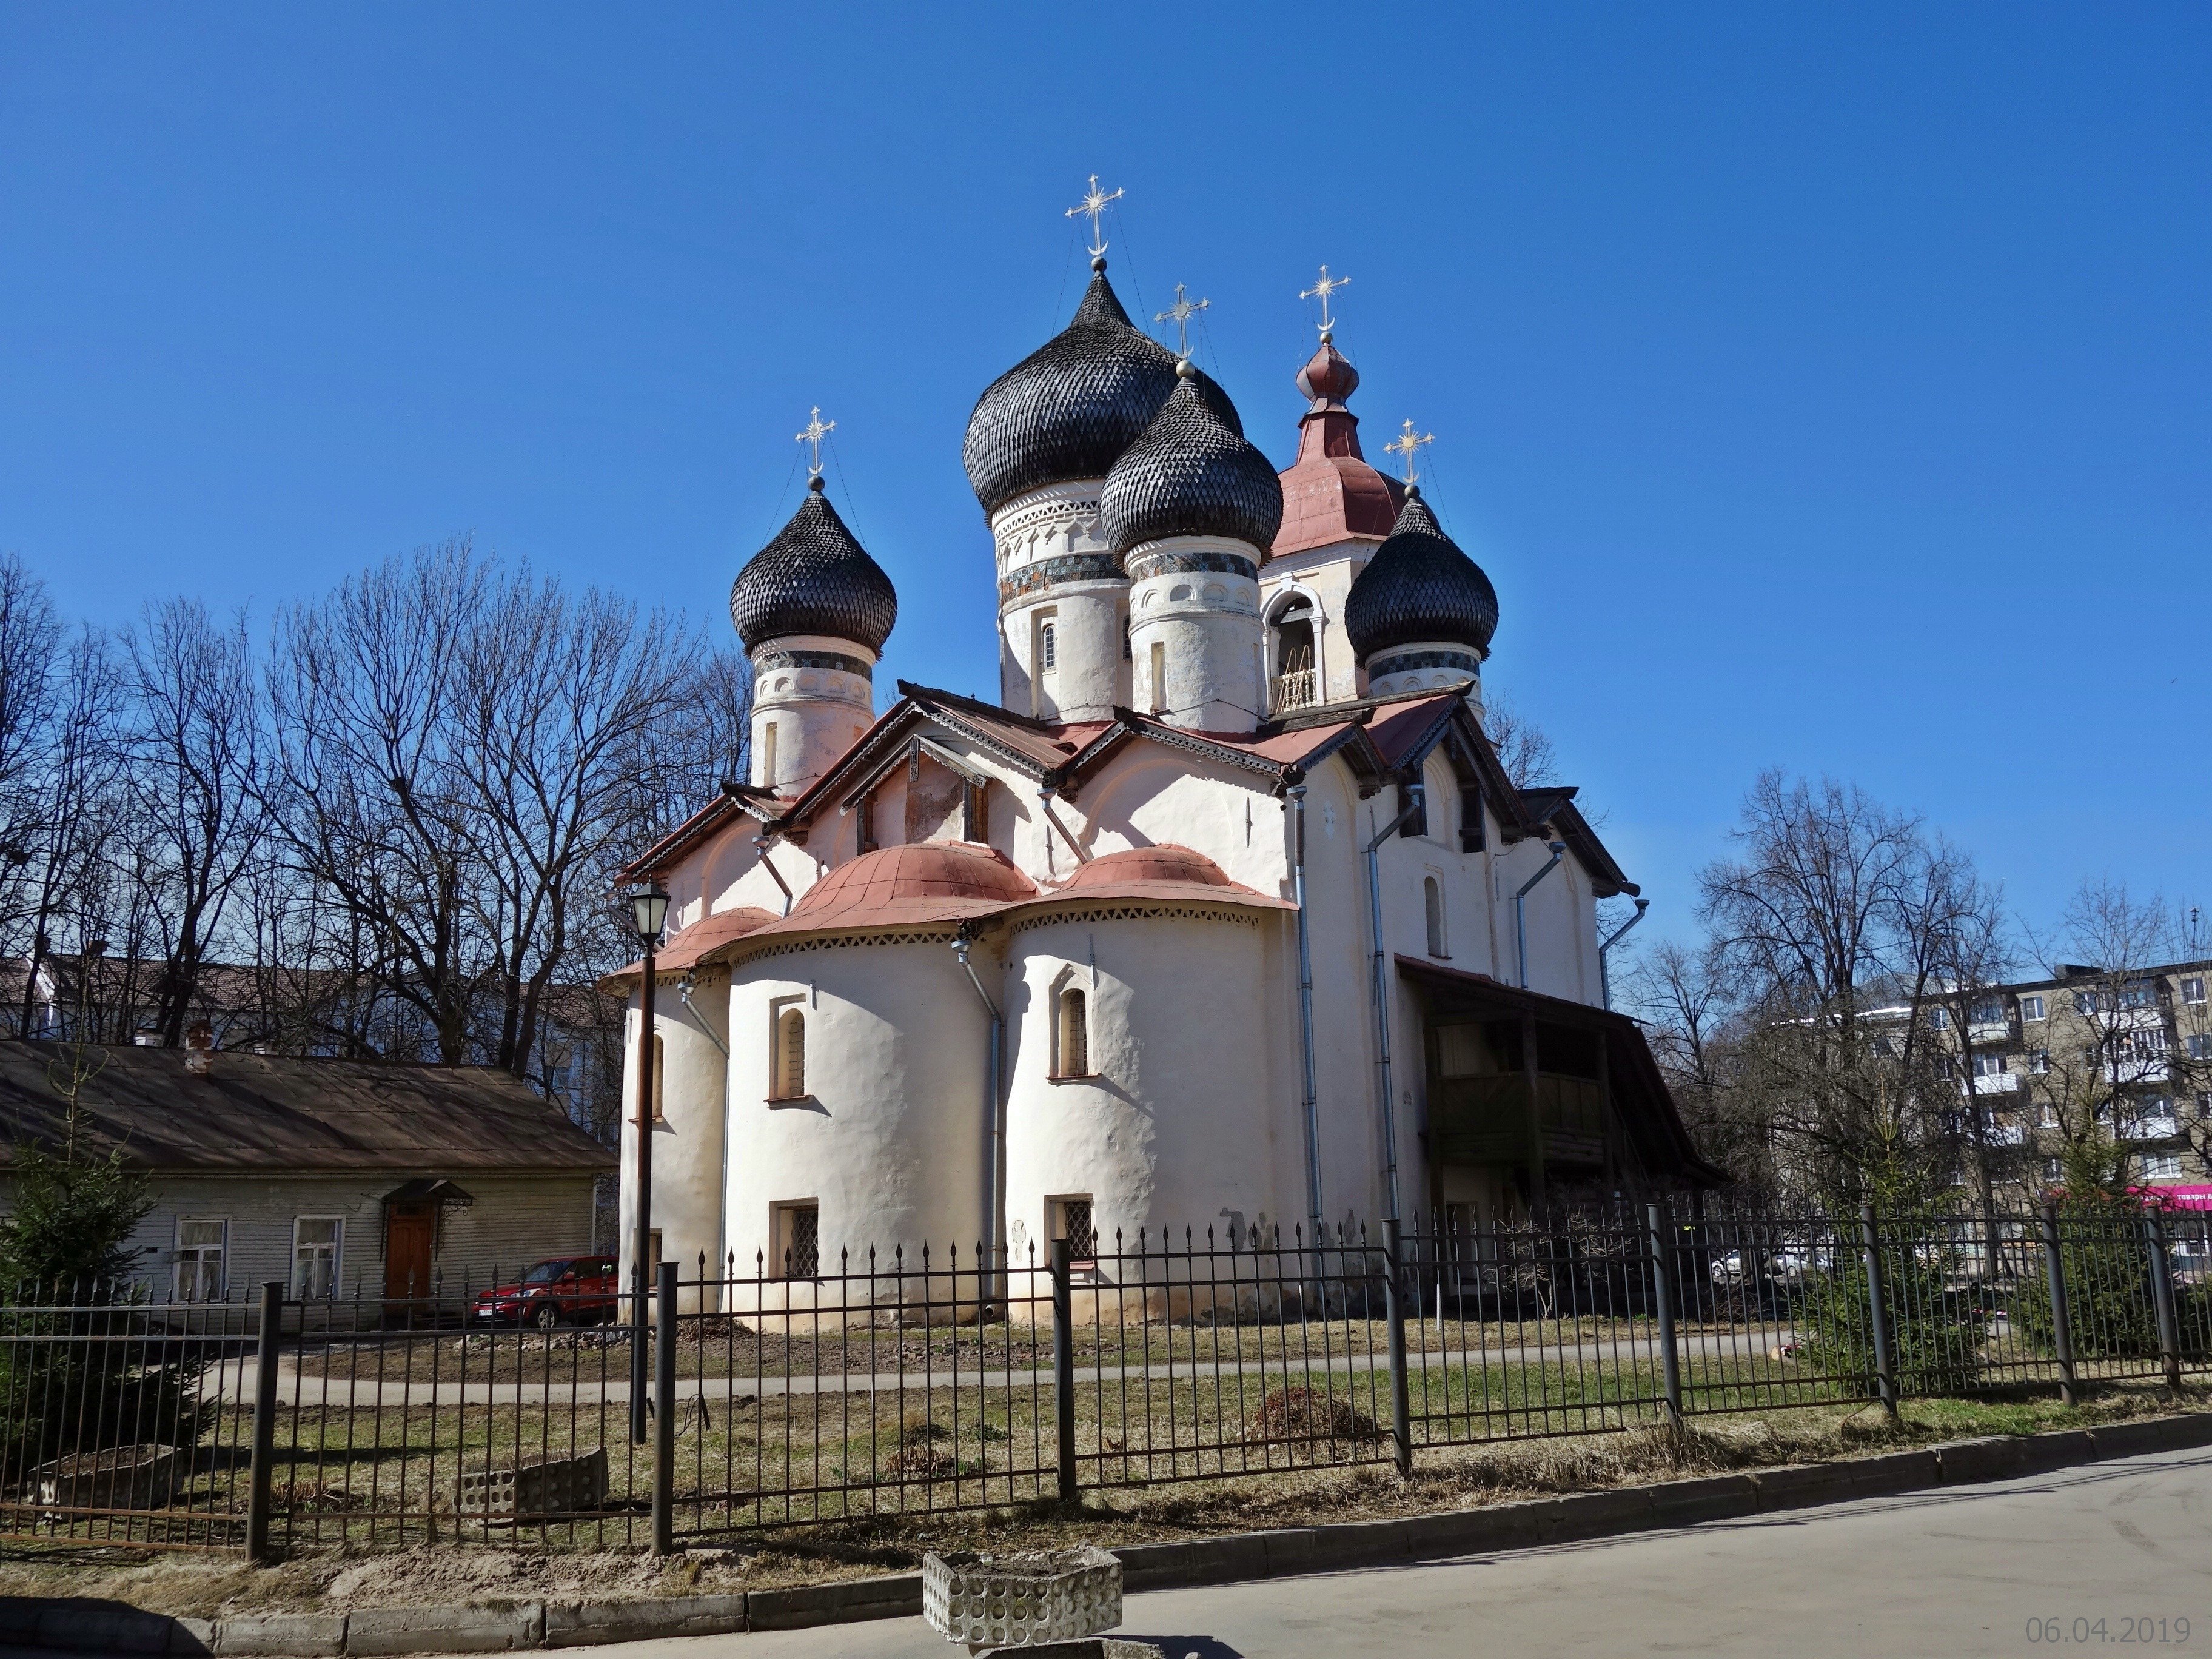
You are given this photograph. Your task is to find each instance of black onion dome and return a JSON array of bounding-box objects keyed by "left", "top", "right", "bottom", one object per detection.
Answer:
[
  {"left": 729, "top": 477, "right": 898, "bottom": 653},
  {"left": 1101, "top": 368, "right": 1284, "bottom": 557},
  {"left": 962, "top": 266, "right": 1244, "bottom": 517},
  {"left": 1343, "top": 488, "right": 1500, "bottom": 659}
]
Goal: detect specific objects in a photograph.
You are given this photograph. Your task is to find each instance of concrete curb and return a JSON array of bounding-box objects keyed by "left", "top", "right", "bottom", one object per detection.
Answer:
[{"left": 4, "top": 1412, "right": 2208, "bottom": 1656}]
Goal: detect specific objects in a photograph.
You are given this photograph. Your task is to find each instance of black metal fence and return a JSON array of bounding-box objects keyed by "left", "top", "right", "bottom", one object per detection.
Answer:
[{"left": 2, "top": 1201, "right": 2206, "bottom": 1557}]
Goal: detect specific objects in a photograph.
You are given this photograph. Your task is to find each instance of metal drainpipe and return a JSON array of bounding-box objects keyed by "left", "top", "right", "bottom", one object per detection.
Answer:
[
  {"left": 1597, "top": 897, "right": 1651, "bottom": 1010},
  {"left": 1287, "top": 779, "right": 1323, "bottom": 1235},
  {"left": 754, "top": 834, "right": 793, "bottom": 916},
  {"left": 680, "top": 976, "right": 732, "bottom": 1301},
  {"left": 1514, "top": 838, "right": 1569, "bottom": 990},
  {"left": 951, "top": 937, "right": 1006, "bottom": 1302},
  {"left": 1038, "top": 785, "right": 1091, "bottom": 865},
  {"left": 1364, "top": 783, "right": 1426, "bottom": 1224}
]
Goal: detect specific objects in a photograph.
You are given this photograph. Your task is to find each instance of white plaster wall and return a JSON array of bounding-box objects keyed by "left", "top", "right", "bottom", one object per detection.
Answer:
[
  {"left": 1127, "top": 536, "right": 1265, "bottom": 734},
  {"left": 722, "top": 940, "right": 993, "bottom": 1282},
  {"left": 1003, "top": 912, "right": 1289, "bottom": 1259},
  {"left": 750, "top": 633, "right": 877, "bottom": 794},
  {"left": 993, "top": 481, "right": 1129, "bottom": 720},
  {"left": 1069, "top": 754, "right": 1291, "bottom": 901},
  {"left": 615, "top": 971, "right": 729, "bottom": 1312}
]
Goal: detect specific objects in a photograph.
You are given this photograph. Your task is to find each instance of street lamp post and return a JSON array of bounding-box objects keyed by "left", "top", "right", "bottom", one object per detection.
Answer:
[{"left": 628, "top": 883, "right": 669, "bottom": 1447}]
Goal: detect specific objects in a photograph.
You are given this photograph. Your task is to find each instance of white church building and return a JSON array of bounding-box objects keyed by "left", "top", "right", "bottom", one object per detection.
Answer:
[{"left": 611, "top": 244, "right": 1717, "bottom": 1294}]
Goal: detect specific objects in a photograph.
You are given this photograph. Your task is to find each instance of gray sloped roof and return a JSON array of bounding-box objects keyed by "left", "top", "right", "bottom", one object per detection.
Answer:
[{"left": 0, "top": 1042, "right": 612, "bottom": 1175}]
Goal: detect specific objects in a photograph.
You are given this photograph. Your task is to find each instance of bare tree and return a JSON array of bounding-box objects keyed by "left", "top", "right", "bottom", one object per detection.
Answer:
[
  {"left": 1693, "top": 771, "right": 1985, "bottom": 1204},
  {"left": 119, "top": 600, "right": 266, "bottom": 1045},
  {"left": 1480, "top": 697, "right": 1558, "bottom": 791}
]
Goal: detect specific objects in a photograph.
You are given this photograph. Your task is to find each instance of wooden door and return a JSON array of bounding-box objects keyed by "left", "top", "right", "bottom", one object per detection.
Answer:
[{"left": 384, "top": 1204, "right": 436, "bottom": 1301}]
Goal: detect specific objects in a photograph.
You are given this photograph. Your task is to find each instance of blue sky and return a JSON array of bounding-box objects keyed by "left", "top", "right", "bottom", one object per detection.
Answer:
[{"left": 2, "top": 5, "right": 2205, "bottom": 954}]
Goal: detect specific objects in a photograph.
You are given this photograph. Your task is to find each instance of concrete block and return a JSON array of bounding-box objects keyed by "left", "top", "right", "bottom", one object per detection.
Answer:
[
  {"left": 1932, "top": 1436, "right": 2030, "bottom": 1486},
  {"left": 1541, "top": 1488, "right": 1657, "bottom": 1543},
  {"left": 1644, "top": 1473, "right": 1760, "bottom": 1528},
  {"left": 210, "top": 1612, "right": 346, "bottom": 1657},
  {"left": 1253, "top": 1527, "right": 1318, "bottom": 1577},
  {"left": 0, "top": 1600, "right": 45, "bottom": 1644},
  {"left": 746, "top": 1574, "right": 920, "bottom": 1631},
  {"left": 167, "top": 1616, "right": 216, "bottom": 1656},
  {"left": 1834, "top": 1448, "right": 1940, "bottom": 1495},
  {"left": 38, "top": 1604, "right": 173, "bottom": 1654},
  {"left": 2016, "top": 1430, "right": 2095, "bottom": 1474},
  {"left": 344, "top": 1601, "right": 540, "bottom": 1655},
  {"left": 1749, "top": 1463, "right": 1863, "bottom": 1512},
  {"left": 543, "top": 1596, "right": 748, "bottom": 1647},
  {"left": 2088, "top": 1415, "right": 2212, "bottom": 1460},
  {"left": 1305, "top": 1517, "right": 1413, "bottom": 1566}
]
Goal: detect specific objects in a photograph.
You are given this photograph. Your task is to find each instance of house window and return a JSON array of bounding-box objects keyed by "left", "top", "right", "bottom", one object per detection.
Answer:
[
  {"left": 1928, "top": 1007, "right": 1949, "bottom": 1030},
  {"left": 771, "top": 1202, "right": 819, "bottom": 1279},
  {"left": 1424, "top": 876, "right": 1447, "bottom": 959},
  {"left": 2184, "top": 977, "right": 2207, "bottom": 1005},
  {"left": 771, "top": 1005, "right": 806, "bottom": 1100},
  {"left": 2040, "top": 1102, "right": 2059, "bottom": 1127},
  {"left": 2074, "top": 991, "right": 2099, "bottom": 1015},
  {"left": 1148, "top": 642, "right": 1167, "bottom": 714},
  {"left": 2197, "top": 1091, "right": 2212, "bottom": 1119},
  {"left": 2143, "top": 1155, "right": 2184, "bottom": 1180},
  {"left": 1972, "top": 1053, "right": 2008, "bottom": 1076},
  {"left": 1971, "top": 999, "right": 2006, "bottom": 1026},
  {"left": 2119, "top": 981, "right": 2159, "bottom": 1010},
  {"left": 1055, "top": 987, "right": 1090, "bottom": 1078},
  {"left": 292, "top": 1218, "right": 341, "bottom": 1299},
  {"left": 1050, "top": 1196, "right": 1097, "bottom": 1264},
  {"left": 2188, "top": 1034, "right": 2212, "bottom": 1061},
  {"left": 2043, "top": 1159, "right": 2063, "bottom": 1184},
  {"left": 175, "top": 1219, "right": 226, "bottom": 1303},
  {"left": 2020, "top": 994, "right": 2046, "bottom": 1022},
  {"left": 2028, "top": 1050, "right": 2051, "bottom": 1074}
]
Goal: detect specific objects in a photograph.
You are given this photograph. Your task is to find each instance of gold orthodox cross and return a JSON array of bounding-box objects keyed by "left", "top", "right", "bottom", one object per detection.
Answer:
[
  {"left": 1155, "top": 284, "right": 1210, "bottom": 357},
  {"left": 1065, "top": 174, "right": 1125, "bottom": 259},
  {"left": 1384, "top": 420, "right": 1434, "bottom": 484},
  {"left": 1299, "top": 264, "right": 1350, "bottom": 337},
  {"left": 795, "top": 407, "right": 835, "bottom": 477}
]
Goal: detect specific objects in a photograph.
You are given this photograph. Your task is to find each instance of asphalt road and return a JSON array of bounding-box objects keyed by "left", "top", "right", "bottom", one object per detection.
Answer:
[{"left": 574, "top": 1446, "right": 2212, "bottom": 1659}]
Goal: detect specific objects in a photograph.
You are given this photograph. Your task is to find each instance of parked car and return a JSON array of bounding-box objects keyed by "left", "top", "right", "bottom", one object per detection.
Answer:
[
  {"left": 1710, "top": 1245, "right": 1831, "bottom": 1287},
  {"left": 471, "top": 1256, "right": 620, "bottom": 1329}
]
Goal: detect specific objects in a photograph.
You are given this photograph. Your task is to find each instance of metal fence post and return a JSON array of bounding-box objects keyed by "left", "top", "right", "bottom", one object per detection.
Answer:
[
  {"left": 652, "top": 1259, "right": 678, "bottom": 1555},
  {"left": 1381, "top": 1219, "right": 1413, "bottom": 1477},
  {"left": 1859, "top": 1204, "right": 1899, "bottom": 1419},
  {"left": 1646, "top": 1203, "right": 1684, "bottom": 1428},
  {"left": 2145, "top": 1210, "right": 2183, "bottom": 1394},
  {"left": 1051, "top": 1238, "right": 1076, "bottom": 1502},
  {"left": 244, "top": 1281, "right": 283, "bottom": 1563},
  {"left": 2040, "top": 1201, "right": 2079, "bottom": 1408}
]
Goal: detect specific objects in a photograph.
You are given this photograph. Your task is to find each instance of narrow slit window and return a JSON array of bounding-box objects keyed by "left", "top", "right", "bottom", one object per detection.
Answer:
[
  {"left": 774, "top": 1007, "right": 806, "bottom": 1099},
  {"left": 1149, "top": 641, "right": 1167, "bottom": 714},
  {"left": 760, "top": 721, "right": 779, "bottom": 788},
  {"left": 1039, "top": 621, "right": 1057, "bottom": 672},
  {"left": 1057, "top": 988, "right": 1090, "bottom": 1078},
  {"left": 650, "top": 1031, "right": 665, "bottom": 1121},
  {"left": 1424, "top": 876, "right": 1447, "bottom": 958}
]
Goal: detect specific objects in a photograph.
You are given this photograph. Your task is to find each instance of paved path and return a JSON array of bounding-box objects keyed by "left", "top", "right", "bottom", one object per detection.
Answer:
[
  {"left": 549, "top": 1447, "right": 2212, "bottom": 1659},
  {"left": 196, "top": 1330, "right": 1793, "bottom": 1408}
]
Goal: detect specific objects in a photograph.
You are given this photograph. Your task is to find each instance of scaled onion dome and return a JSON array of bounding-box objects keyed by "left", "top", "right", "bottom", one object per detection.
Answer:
[
  {"left": 962, "top": 261, "right": 1243, "bottom": 517},
  {"left": 728, "top": 475, "right": 899, "bottom": 653},
  {"left": 1342, "top": 487, "right": 1500, "bottom": 659},
  {"left": 1100, "top": 362, "right": 1284, "bottom": 557}
]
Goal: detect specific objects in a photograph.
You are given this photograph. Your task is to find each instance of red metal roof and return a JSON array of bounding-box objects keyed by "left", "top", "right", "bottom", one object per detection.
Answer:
[
  {"left": 602, "top": 905, "right": 781, "bottom": 988},
  {"left": 729, "top": 842, "right": 1039, "bottom": 943},
  {"left": 1042, "top": 844, "right": 1294, "bottom": 910}
]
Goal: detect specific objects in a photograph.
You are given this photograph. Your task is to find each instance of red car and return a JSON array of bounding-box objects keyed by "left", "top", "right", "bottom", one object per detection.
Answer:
[{"left": 471, "top": 1255, "right": 620, "bottom": 1329}]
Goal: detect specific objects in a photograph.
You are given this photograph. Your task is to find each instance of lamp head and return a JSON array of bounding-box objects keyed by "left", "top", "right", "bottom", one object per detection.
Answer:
[{"left": 629, "top": 884, "right": 671, "bottom": 947}]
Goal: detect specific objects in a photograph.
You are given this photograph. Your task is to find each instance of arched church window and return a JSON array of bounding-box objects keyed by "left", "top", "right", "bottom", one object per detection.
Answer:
[
  {"left": 1424, "top": 877, "right": 1447, "bottom": 959},
  {"left": 651, "top": 1033, "right": 665, "bottom": 1121},
  {"left": 774, "top": 1007, "right": 806, "bottom": 1099},
  {"left": 1039, "top": 621, "right": 1057, "bottom": 672},
  {"left": 1269, "top": 594, "right": 1319, "bottom": 713},
  {"left": 1056, "top": 988, "right": 1090, "bottom": 1078}
]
